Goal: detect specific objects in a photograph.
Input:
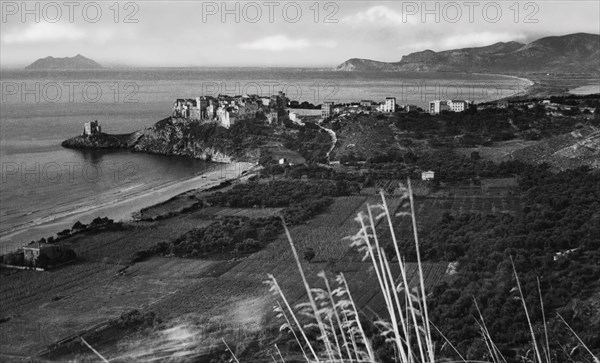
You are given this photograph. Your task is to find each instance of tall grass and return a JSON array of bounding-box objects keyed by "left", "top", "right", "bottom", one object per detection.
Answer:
[
  {"left": 265, "top": 179, "right": 436, "bottom": 362},
  {"left": 260, "top": 178, "right": 599, "bottom": 363}
]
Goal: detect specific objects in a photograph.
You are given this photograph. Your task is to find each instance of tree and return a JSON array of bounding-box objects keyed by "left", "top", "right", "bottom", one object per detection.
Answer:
[{"left": 304, "top": 248, "right": 316, "bottom": 262}]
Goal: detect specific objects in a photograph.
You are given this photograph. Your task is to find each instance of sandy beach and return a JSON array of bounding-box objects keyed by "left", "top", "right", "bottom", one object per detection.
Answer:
[
  {"left": 0, "top": 162, "right": 257, "bottom": 254},
  {"left": 471, "top": 72, "right": 535, "bottom": 100}
]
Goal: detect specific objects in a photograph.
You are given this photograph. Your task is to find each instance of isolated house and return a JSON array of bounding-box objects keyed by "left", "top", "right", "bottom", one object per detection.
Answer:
[
  {"left": 421, "top": 171, "right": 435, "bottom": 180},
  {"left": 23, "top": 243, "right": 60, "bottom": 266}
]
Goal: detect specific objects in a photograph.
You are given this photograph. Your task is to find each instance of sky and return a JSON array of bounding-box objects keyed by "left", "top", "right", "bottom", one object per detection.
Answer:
[{"left": 1, "top": 1, "right": 599, "bottom": 68}]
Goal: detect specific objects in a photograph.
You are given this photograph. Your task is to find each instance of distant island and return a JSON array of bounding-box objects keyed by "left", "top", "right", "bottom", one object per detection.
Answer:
[
  {"left": 25, "top": 54, "right": 103, "bottom": 70},
  {"left": 336, "top": 32, "right": 600, "bottom": 74}
]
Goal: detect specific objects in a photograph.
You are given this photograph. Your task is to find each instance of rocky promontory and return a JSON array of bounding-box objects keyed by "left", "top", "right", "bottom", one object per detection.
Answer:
[
  {"left": 62, "top": 117, "right": 261, "bottom": 163},
  {"left": 62, "top": 132, "right": 141, "bottom": 149}
]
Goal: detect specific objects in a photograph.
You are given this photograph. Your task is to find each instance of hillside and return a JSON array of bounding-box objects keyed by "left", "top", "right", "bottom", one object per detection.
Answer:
[
  {"left": 25, "top": 54, "right": 103, "bottom": 70},
  {"left": 336, "top": 33, "right": 600, "bottom": 73}
]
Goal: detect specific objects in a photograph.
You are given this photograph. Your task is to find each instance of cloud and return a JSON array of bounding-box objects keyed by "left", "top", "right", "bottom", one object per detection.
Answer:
[
  {"left": 342, "top": 6, "right": 417, "bottom": 26},
  {"left": 1, "top": 22, "right": 128, "bottom": 44},
  {"left": 238, "top": 35, "right": 336, "bottom": 52},
  {"left": 3, "top": 22, "right": 85, "bottom": 44}
]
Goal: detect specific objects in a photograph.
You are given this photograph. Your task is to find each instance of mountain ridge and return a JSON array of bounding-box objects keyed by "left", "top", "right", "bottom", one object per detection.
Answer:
[{"left": 336, "top": 33, "right": 600, "bottom": 73}]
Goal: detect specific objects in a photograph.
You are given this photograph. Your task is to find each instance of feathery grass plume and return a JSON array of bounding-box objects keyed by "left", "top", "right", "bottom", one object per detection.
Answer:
[
  {"left": 276, "top": 300, "right": 309, "bottom": 361},
  {"left": 281, "top": 216, "right": 335, "bottom": 359},
  {"left": 265, "top": 181, "right": 440, "bottom": 362},
  {"left": 266, "top": 275, "right": 318, "bottom": 361},
  {"left": 320, "top": 271, "right": 353, "bottom": 360}
]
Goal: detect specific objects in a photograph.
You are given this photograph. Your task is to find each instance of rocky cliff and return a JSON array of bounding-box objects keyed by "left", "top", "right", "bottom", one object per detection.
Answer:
[
  {"left": 62, "top": 132, "right": 141, "bottom": 149},
  {"left": 62, "top": 117, "right": 261, "bottom": 163}
]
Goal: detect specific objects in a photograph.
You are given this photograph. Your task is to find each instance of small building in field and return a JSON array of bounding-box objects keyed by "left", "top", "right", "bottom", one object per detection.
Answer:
[
  {"left": 23, "top": 243, "right": 61, "bottom": 266},
  {"left": 421, "top": 171, "right": 435, "bottom": 180}
]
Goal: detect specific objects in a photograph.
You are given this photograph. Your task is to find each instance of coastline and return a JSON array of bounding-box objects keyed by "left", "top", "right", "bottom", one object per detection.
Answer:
[
  {"left": 471, "top": 72, "right": 536, "bottom": 100},
  {"left": 0, "top": 161, "right": 257, "bottom": 254}
]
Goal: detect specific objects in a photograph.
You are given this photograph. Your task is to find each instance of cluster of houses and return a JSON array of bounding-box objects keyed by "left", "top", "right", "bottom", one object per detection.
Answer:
[
  {"left": 477, "top": 99, "right": 597, "bottom": 115},
  {"left": 172, "top": 92, "right": 288, "bottom": 128},
  {"left": 321, "top": 98, "right": 422, "bottom": 118},
  {"left": 321, "top": 97, "right": 473, "bottom": 118}
]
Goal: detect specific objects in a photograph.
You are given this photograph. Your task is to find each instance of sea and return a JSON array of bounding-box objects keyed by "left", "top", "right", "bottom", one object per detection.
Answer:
[{"left": 0, "top": 68, "right": 531, "bottom": 253}]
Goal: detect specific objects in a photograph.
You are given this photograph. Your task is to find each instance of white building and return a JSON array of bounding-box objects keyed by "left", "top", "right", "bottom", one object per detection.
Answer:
[
  {"left": 383, "top": 97, "right": 396, "bottom": 112},
  {"left": 429, "top": 100, "right": 449, "bottom": 114},
  {"left": 322, "top": 101, "right": 334, "bottom": 118},
  {"left": 447, "top": 100, "right": 470, "bottom": 112},
  {"left": 217, "top": 107, "right": 235, "bottom": 128},
  {"left": 421, "top": 171, "right": 435, "bottom": 180}
]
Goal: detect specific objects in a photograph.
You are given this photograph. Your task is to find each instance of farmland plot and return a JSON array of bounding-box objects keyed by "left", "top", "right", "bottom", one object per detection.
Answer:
[
  {"left": 247, "top": 196, "right": 404, "bottom": 263},
  {"left": 0, "top": 257, "right": 216, "bottom": 357},
  {"left": 60, "top": 216, "right": 213, "bottom": 263},
  {"left": 189, "top": 207, "right": 282, "bottom": 219}
]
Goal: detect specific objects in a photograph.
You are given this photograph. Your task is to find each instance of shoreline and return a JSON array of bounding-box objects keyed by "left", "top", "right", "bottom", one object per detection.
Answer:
[
  {"left": 0, "top": 161, "right": 257, "bottom": 254},
  {"left": 471, "top": 72, "right": 536, "bottom": 101}
]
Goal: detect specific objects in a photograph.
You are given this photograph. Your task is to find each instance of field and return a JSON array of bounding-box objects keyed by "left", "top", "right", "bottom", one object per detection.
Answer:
[
  {"left": 62, "top": 217, "right": 213, "bottom": 264},
  {"left": 190, "top": 207, "right": 282, "bottom": 219},
  {"left": 511, "top": 126, "right": 600, "bottom": 170},
  {"left": 456, "top": 139, "right": 538, "bottom": 163},
  {"left": 247, "top": 195, "right": 405, "bottom": 262},
  {"left": 0, "top": 188, "right": 523, "bottom": 360},
  {"left": 0, "top": 257, "right": 217, "bottom": 357}
]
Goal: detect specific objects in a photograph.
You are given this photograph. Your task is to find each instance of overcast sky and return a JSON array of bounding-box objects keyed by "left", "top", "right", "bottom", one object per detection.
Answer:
[{"left": 1, "top": 1, "right": 599, "bottom": 68}]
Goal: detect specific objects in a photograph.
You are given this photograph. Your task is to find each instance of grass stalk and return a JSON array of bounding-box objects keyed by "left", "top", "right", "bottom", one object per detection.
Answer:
[
  {"left": 339, "top": 273, "right": 375, "bottom": 361},
  {"left": 537, "top": 278, "right": 551, "bottom": 363},
  {"left": 557, "top": 313, "right": 599, "bottom": 362},
  {"left": 269, "top": 275, "right": 318, "bottom": 361},
  {"left": 510, "top": 257, "right": 543, "bottom": 363},
  {"left": 407, "top": 178, "right": 434, "bottom": 362},
  {"left": 277, "top": 300, "right": 309, "bottom": 362},
  {"left": 321, "top": 272, "right": 353, "bottom": 361}
]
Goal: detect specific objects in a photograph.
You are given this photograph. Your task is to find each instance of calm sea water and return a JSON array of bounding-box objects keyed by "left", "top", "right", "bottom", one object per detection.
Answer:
[{"left": 0, "top": 68, "right": 530, "bottom": 251}]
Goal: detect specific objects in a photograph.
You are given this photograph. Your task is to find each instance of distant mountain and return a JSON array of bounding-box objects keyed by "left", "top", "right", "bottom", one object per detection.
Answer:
[
  {"left": 336, "top": 33, "right": 600, "bottom": 73},
  {"left": 25, "top": 54, "right": 103, "bottom": 70}
]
